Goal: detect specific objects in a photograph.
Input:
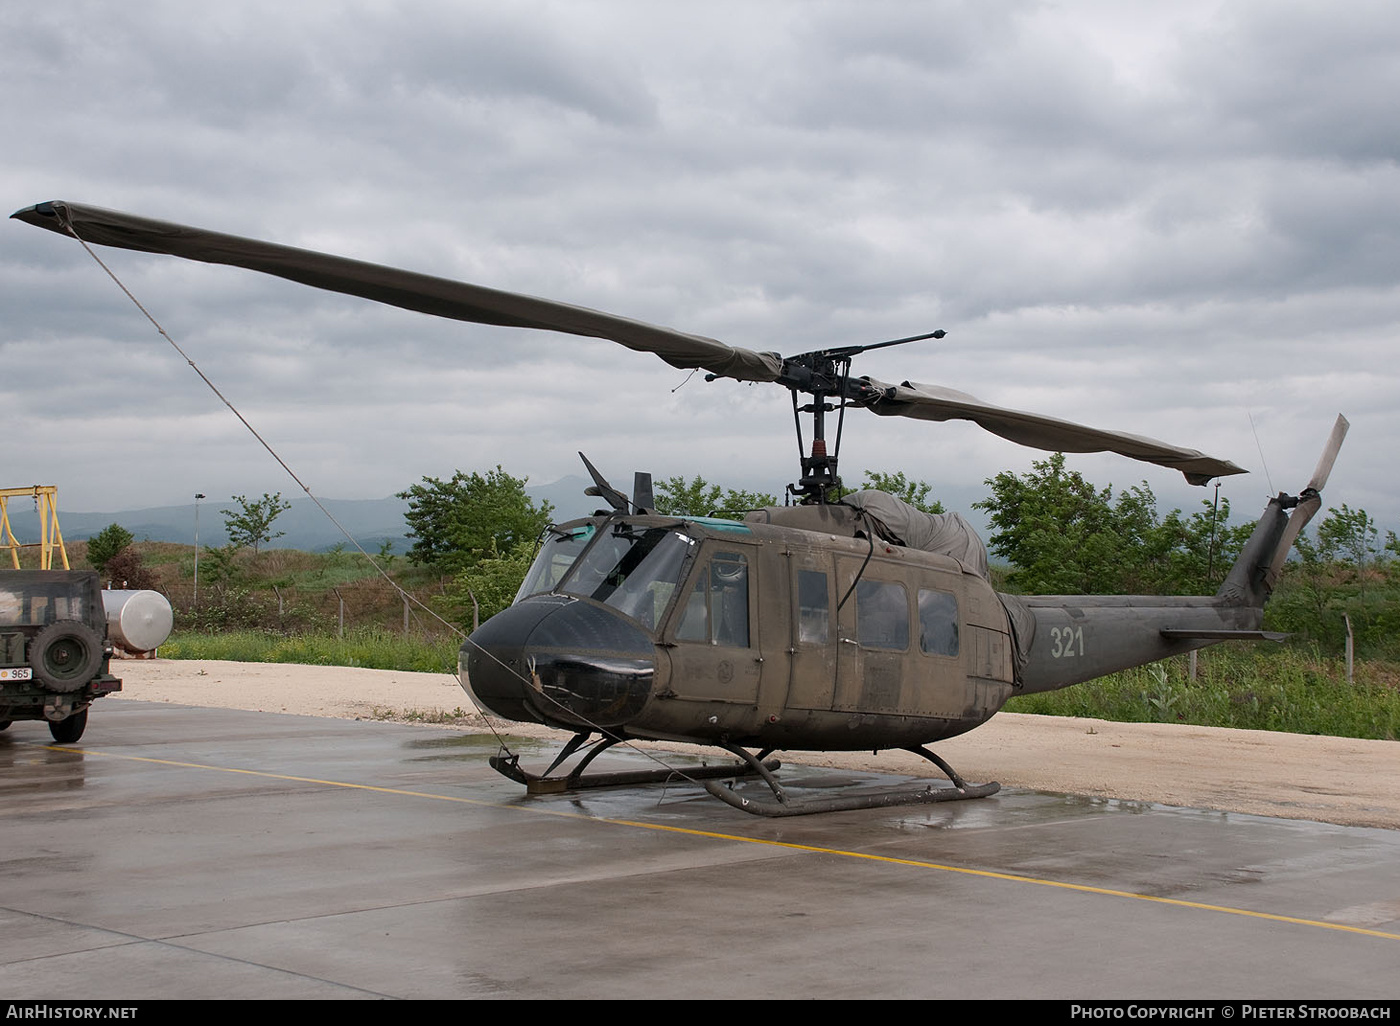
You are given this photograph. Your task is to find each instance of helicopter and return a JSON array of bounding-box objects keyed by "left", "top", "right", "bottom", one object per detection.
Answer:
[{"left": 12, "top": 200, "right": 1348, "bottom": 816}]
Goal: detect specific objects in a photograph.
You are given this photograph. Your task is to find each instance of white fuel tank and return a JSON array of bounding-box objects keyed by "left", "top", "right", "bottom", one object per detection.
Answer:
[{"left": 101, "top": 589, "right": 174, "bottom": 654}]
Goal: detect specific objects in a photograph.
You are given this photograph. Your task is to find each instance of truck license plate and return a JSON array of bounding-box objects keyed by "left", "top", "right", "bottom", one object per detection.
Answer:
[{"left": 0, "top": 667, "right": 32, "bottom": 681}]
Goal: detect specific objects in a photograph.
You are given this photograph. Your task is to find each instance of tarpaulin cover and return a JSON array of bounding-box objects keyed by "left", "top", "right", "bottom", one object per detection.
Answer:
[{"left": 841, "top": 490, "right": 989, "bottom": 578}]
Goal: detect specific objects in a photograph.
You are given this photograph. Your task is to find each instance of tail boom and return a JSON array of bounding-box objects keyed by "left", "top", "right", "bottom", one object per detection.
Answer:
[{"left": 1015, "top": 594, "right": 1265, "bottom": 694}]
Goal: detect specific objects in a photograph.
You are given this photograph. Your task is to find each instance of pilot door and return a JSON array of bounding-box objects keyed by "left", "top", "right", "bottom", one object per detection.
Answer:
[{"left": 663, "top": 545, "right": 761, "bottom": 704}]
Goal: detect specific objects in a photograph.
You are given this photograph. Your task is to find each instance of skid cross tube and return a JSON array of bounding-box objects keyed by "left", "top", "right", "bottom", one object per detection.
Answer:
[
  {"left": 489, "top": 732, "right": 782, "bottom": 796},
  {"left": 703, "top": 744, "right": 999, "bottom": 817}
]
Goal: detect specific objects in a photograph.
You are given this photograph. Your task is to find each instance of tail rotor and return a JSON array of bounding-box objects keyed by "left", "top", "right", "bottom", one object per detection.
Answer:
[{"left": 1263, "top": 414, "right": 1349, "bottom": 590}]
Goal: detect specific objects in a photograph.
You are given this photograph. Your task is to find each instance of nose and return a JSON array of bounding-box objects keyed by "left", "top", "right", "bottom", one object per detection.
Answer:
[{"left": 461, "top": 596, "right": 656, "bottom": 731}]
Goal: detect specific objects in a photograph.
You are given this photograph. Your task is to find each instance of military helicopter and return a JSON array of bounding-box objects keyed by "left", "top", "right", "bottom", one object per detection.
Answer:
[{"left": 13, "top": 200, "right": 1347, "bottom": 816}]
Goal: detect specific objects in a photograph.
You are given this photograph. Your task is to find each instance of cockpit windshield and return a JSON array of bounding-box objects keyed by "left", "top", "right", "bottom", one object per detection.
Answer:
[
  {"left": 558, "top": 526, "right": 697, "bottom": 628},
  {"left": 515, "top": 523, "right": 597, "bottom": 602}
]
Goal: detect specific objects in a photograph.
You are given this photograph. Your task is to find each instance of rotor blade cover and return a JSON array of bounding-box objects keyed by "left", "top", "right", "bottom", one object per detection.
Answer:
[
  {"left": 865, "top": 380, "right": 1247, "bottom": 485},
  {"left": 11, "top": 201, "right": 783, "bottom": 384}
]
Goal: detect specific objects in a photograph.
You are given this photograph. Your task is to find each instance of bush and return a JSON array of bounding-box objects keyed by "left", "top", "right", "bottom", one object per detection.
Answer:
[
  {"left": 87, "top": 523, "right": 134, "bottom": 574},
  {"left": 101, "top": 546, "right": 158, "bottom": 590}
]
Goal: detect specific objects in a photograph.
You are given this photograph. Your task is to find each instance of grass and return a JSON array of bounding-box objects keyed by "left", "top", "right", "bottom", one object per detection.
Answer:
[
  {"left": 160, "top": 627, "right": 460, "bottom": 675},
  {"left": 1005, "top": 645, "right": 1400, "bottom": 741},
  {"left": 366, "top": 705, "right": 480, "bottom": 725}
]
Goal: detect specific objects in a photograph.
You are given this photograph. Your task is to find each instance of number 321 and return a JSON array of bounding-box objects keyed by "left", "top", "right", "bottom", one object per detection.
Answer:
[{"left": 1050, "top": 625, "right": 1084, "bottom": 658}]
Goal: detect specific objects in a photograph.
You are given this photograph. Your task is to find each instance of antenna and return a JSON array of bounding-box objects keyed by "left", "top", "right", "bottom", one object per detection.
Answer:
[{"left": 1247, "top": 410, "right": 1274, "bottom": 495}]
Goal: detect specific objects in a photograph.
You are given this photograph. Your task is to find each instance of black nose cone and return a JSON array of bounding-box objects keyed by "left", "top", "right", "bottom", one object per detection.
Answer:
[{"left": 461, "top": 596, "right": 655, "bottom": 731}]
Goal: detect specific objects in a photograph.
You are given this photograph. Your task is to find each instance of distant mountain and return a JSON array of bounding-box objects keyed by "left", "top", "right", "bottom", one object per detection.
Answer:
[
  {"left": 8, "top": 477, "right": 603, "bottom": 555},
  {"left": 10, "top": 474, "right": 992, "bottom": 555}
]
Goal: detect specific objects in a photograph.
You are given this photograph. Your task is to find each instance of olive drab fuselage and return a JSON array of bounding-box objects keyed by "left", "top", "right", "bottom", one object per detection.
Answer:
[{"left": 461, "top": 513, "right": 1016, "bottom": 751}]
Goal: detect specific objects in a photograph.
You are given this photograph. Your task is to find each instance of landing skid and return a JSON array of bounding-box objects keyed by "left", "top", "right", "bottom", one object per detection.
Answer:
[
  {"left": 489, "top": 732, "right": 782, "bottom": 795},
  {"left": 489, "top": 733, "right": 997, "bottom": 816},
  {"left": 703, "top": 743, "right": 999, "bottom": 817}
]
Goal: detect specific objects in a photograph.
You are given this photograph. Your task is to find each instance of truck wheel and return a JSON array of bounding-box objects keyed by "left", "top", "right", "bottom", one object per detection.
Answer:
[
  {"left": 48, "top": 709, "right": 88, "bottom": 744},
  {"left": 29, "top": 621, "right": 103, "bottom": 693}
]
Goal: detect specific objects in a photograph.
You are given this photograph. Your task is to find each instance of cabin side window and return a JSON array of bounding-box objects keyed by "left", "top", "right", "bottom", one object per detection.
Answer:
[
  {"left": 917, "top": 588, "right": 959, "bottom": 657},
  {"left": 675, "top": 550, "right": 750, "bottom": 647},
  {"left": 855, "top": 579, "right": 908, "bottom": 651},
  {"left": 796, "top": 569, "right": 829, "bottom": 644}
]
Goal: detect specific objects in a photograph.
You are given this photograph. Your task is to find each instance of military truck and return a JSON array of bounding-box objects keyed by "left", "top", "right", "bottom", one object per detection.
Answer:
[{"left": 0, "top": 570, "right": 122, "bottom": 743}]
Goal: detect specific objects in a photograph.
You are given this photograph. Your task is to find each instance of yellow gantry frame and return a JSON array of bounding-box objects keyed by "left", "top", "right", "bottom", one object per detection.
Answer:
[{"left": 0, "top": 486, "right": 70, "bottom": 570}]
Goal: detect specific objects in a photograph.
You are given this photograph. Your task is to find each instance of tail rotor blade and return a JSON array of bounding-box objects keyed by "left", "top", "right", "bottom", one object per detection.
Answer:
[
  {"left": 1265, "top": 494, "right": 1321, "bottom": 590},
  {"left": 1307, "top": 414, "right": 1349, "bottom": 492}
]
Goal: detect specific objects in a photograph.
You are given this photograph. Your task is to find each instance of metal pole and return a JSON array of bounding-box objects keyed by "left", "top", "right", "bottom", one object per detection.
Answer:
[
  {"left": 1345, "top": 614, "right": 1354, "bottom": 685},
  {"left": 193, "top": 493, "right": 205, "bottom": 610}
]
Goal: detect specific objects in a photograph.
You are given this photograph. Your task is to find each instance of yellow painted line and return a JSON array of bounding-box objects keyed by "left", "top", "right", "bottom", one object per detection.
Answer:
[{"left": 42, "top": 743, "right": 1400, "bottom": 942}]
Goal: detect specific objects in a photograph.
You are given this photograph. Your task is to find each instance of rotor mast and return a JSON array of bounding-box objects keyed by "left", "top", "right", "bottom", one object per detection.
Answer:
[{"left": 774, "top": 330, "right": 946, "bottom": 504}]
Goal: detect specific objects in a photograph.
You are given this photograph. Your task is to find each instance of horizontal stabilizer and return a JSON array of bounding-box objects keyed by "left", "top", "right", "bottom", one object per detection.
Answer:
[{"left": 1160, "top": 628, "right": 1288, "bottom": 643}]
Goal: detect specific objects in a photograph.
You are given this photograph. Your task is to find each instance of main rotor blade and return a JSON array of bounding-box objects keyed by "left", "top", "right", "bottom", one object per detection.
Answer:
[
  {"left": 11, "top": 201, "right": 783, "bottom": 384},
  {"left": 863, "top": 379, "right": 1247, "bottom": 485}
]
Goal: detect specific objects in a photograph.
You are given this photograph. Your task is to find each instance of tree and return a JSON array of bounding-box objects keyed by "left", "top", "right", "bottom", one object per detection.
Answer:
[
  {"left": 1153, "top": 496, "right": 1256, "bottom": 594},
  {"left": 86, "top": 523, "right": 134, "bottom": 574},
  {"left": 399, "top": 466, "right": 552, "bottom": 574},
  {"left": 653, "top": 475, "right": 777, "bottom": 517},
  {"left": 442, "top": 539, "right": 537, "bottom": 628},
  {"left": 1317, "top": 505, "right": 1380, "bottom": 577},
  {"left": 221, "top": 492, "right": 292, "bottom": 556},
  {"left": 974, "top": 453, "right": 1252, "bottom": 595},
  {"left": 1268, "top": 507, "right": 1387, "bottom": 650},
  {"left": 976, "top": 453, "right": 1125, "bottom": 593},
  {"left": 198, "top": 543, "right": 242, "bottom": 589}
]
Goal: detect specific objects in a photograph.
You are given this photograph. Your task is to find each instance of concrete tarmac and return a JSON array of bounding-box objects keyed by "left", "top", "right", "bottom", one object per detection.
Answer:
[{"left": 2, "top": 701, "right": 1398, "bottom": 1000}]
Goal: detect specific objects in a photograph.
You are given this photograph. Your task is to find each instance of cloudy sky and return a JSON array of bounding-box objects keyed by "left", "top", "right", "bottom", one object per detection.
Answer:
[{"left": 3, "top": 0, "right": 1397, "bottom": 538}]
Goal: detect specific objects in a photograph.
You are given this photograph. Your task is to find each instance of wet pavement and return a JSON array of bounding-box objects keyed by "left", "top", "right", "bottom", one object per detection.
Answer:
[{"left": 1, "top": 701, "right": 1398, "bottom": 1000}]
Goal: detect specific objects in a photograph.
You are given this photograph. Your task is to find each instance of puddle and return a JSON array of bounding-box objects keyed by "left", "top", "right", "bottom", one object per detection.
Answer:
[{"left": 405, "top": 733, "right": 556, "bottom": 761}]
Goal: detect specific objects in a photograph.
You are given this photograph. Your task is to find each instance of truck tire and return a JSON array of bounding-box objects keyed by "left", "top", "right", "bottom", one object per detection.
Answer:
[
  {"left": 29, "top": 621, "right": 103, "bottom": 693},
  {"left": 48, "top": 708, "right": 88, "bottom": 743}
]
